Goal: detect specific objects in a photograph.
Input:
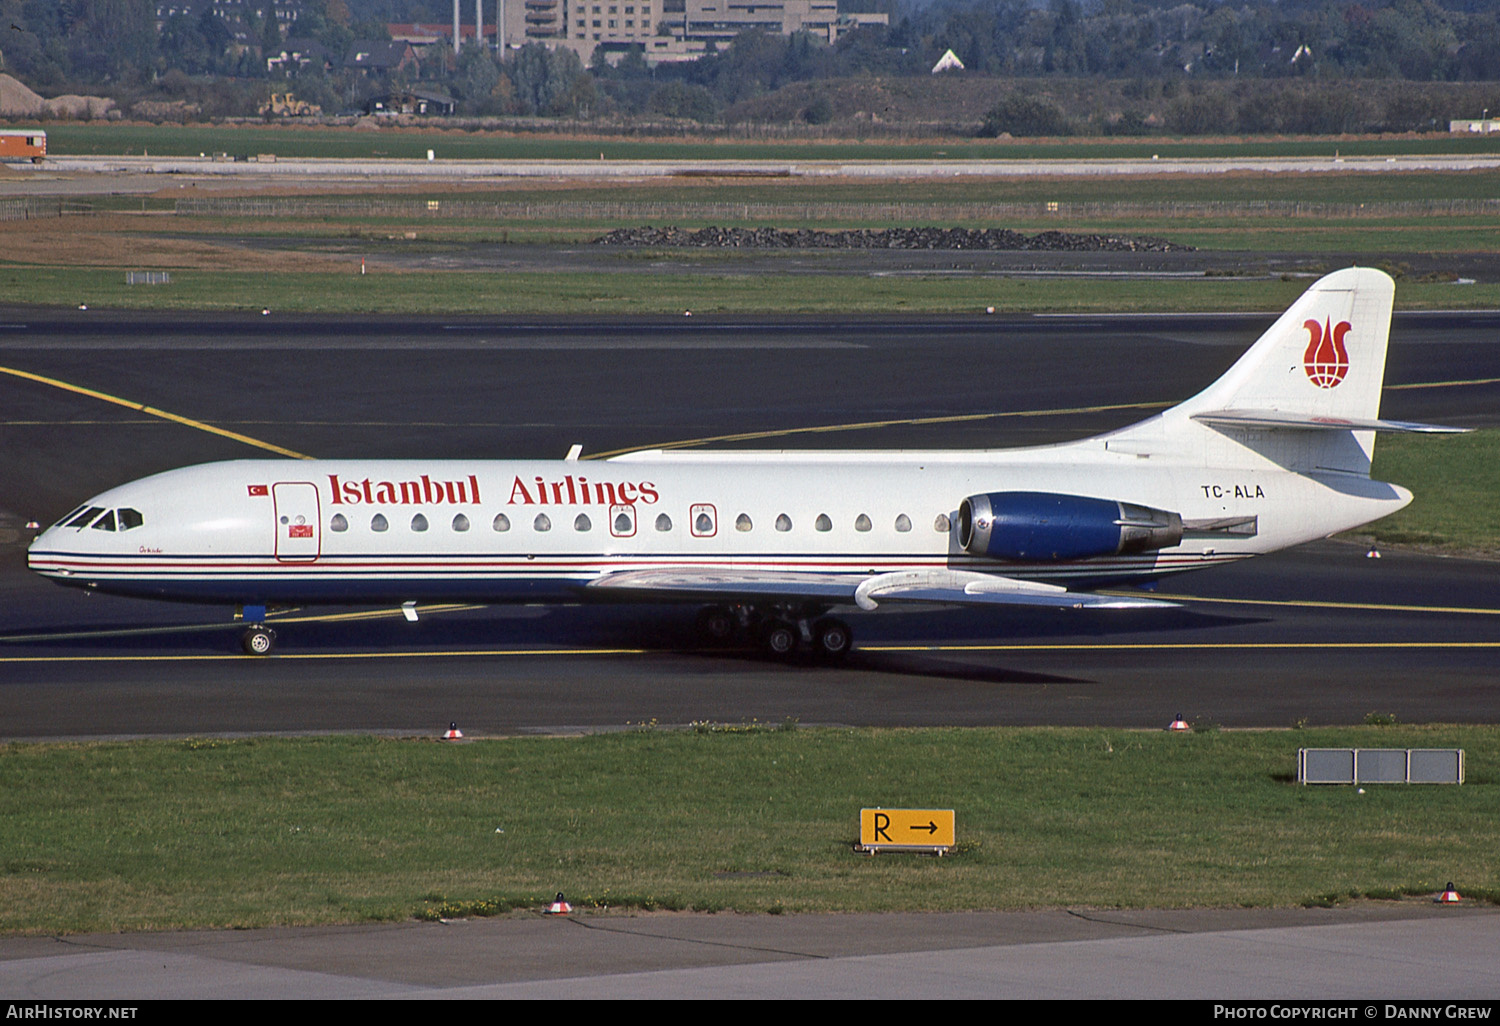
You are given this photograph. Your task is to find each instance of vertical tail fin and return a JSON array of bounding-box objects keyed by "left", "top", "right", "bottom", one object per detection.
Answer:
[
  {"left": 1146, "top": 267, "right": 1397, "bottom": 475},
  {"left": 1172, "top": 267, "right": 1395, "bottom": 424}
]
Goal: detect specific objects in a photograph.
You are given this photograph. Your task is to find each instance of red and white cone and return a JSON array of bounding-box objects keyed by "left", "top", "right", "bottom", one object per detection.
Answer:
[
  {"left": 1437, "top": 882, "right": 1462, "bottom": 904},
  {"left": 443, "top": 722, "right": 463, "bottom": 740},
  {"left": 1168, "top": 714, "right": 1191, "bottom": 732},
  {"left": 547, "top": 892, "right": 572, "bottom": 915}
]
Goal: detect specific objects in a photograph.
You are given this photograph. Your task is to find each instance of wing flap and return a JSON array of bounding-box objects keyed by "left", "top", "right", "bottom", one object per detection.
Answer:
[
  {"left": 586, "top": 567, "right": 1175, "bottom": 611},
  {"left": 585, "top": 568, "right": 857, "bottom": 604}
]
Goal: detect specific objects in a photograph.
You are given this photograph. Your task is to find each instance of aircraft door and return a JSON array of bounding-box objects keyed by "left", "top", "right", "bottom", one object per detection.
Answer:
[{"left": 273, "top": 482, "right": 321, "bottom": 562}]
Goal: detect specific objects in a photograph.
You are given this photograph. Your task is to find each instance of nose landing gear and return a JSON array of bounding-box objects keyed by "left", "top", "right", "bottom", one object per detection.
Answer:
[
  {"left": 241, "top": 624, "right": 276, "bottom": 656},
  {"left": 237, "top": 604, "right": 275, "bottom": 656}
]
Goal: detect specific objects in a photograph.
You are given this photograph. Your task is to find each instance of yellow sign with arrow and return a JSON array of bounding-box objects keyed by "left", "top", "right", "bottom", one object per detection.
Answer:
[{"left": 858, "top": 808, "right": 955, "bottom": 854}]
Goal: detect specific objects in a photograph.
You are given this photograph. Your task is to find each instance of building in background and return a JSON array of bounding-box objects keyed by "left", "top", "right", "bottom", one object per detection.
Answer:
[{"left": 401, "top": 0, "right": 884, "bottom": 66}]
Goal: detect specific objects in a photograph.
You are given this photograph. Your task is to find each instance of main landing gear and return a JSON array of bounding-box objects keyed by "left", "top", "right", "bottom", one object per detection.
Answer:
[{"left": 697, "top": 604, "right": 853, "bottom": 662}]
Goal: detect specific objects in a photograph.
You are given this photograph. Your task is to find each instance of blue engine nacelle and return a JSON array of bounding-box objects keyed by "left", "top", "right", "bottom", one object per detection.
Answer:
[{"left": 957, "top": 491, "right": 1183, "bottom": 562}]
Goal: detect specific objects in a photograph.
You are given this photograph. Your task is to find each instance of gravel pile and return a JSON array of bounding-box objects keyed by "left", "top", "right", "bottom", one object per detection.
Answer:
[{"left": 594, "top": 226, "right": 1192, "bottom": 252}]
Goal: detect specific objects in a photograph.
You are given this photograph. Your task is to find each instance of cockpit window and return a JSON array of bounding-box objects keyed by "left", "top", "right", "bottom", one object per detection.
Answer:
[
  {"left": 53, "top": 506, "right": 87, "bottom": 528},
  {"left": 57, "top": 506, "right": 144, "bottom": 531},
  {"left": 66, "top": 506, "right": 105, "bottom": 529}
]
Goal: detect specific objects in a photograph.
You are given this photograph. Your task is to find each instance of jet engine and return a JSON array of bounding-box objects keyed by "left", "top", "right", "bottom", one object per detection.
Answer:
[{"left": 957, "top": 491, "right": 1183, "bottom": 562}]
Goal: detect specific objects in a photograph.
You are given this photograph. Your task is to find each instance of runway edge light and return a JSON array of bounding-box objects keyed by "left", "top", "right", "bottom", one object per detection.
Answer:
[
  {"left": 1438, "top": 882, "right": 1462, "bottom": 904},
  {"left": 547, "top": 893, "right": 572, "bottom": 915},
  {"left": 1168, "top": 714, "right": 1190, "bottom": 732},
  {"left": 443, "top": 722, "right": 464, "bottom": 740}
]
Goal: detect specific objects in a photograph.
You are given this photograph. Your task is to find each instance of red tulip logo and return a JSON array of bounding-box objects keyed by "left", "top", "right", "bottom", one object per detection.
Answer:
[{"left": 1303, "top": 317, "right": 1351, "bottom": 388}]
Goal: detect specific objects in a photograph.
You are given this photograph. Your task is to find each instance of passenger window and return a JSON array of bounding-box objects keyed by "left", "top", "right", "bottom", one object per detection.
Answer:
[
  {"left": 493, "top": 513, "right": 511, "bottom": 532},
  {"left": 118, "top": 508, "right": 144, "bottom": 531},
  {"left": 854, "top": 514, "right": 871, "bottom": 532},
  {"left": 574, "top": 513, "right": 592, "bottom": 532},
  {"left": 452, "top": 513, "right": 470, "bottom": 532},
  {"left": 534, "top": 513, "right": 552, "bottom": 532},
  {"left": 815, "top": 514, "right": 832, "bottom": 532},
  {"left": 895, "top": 514, "right": 911, "bottom": 532},
  {"left": 934, "top": 514, "right": 951, "bottom": 533},
  {"left": 91, "top": 510, "right": 117, "bottom": 532},
  {"left": 411, "top": 513, "right": 429, "bottom": 532},
  {"left": 775, "top": 514, "right": 792, "bottom": 532},
  {"left": 655, "top": 513, "right": 672, "bottom": 532},
  {"left": 371, "top": 514, "right": 389, "bottom": 532},
  {"left": 614, "top": 511, "right": 632, "bottom": 533},
  {"left": 735, "top": 513, "right": 752, "bottom": 532},
  {"left": 330, "top": 513, "right": 348, "bottom": 532}
]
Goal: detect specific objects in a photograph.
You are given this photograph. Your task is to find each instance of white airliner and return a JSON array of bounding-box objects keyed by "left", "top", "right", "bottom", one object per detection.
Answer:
[{"left": 28, "top": 268, "right": 1464, "bottom": 657}]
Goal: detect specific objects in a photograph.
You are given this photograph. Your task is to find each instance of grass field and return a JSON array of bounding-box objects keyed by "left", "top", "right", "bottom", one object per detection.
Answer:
[
  {"left": 4, "top": 266, "right": 1500, "bottom": 314},
  {"left": 0, "top": 725, "right": 1494, "bottom": 934},
  {"left": 1367, "top": 430, "right": 1500, "bottom": 556},
  {"left": 34, "top": 123, "right": 1500, "bottom": 162},
  {"left": 69, "top": 168, "right": 1500, "bottom": 216}
]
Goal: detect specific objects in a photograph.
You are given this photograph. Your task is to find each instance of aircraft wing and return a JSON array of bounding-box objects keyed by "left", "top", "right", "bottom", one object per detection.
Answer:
[{"left": 585, "top": 567, "right": 1175, "bottom": 611}]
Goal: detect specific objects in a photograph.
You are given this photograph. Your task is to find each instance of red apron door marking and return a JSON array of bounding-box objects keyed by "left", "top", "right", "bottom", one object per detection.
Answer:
[
  {"left": 273, "top": 482, "right": 321, "bottom": 562},
  {"left": 690, "top": 503, "right": 717, "bottom": 538},
  {"left": 610, "top": 503, "right": 637, "bottom": 538}
]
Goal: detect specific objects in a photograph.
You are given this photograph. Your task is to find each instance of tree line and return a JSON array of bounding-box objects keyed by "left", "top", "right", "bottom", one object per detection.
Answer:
[{"left": 0, "top": 0, "right": 1497, "bottom": 127}]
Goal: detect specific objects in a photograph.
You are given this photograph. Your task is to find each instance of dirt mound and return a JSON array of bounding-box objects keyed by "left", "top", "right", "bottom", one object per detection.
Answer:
[
  {"left": 129, "top": 99, "right": 200, "bottom": 120},
  {"left": 0, "top": 73, "right": 115, "bottom": 118},
  {"left": 45, "top": 94, "right": 115, "bottom": 119},
  {"left": 0, "top": 73, "right": 45, "bottom": 116}
]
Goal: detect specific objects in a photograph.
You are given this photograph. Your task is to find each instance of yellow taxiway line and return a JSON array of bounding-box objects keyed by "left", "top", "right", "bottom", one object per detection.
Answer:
[
  {"left": 0, "top": 648, "right": 649, "bottom": 663},
  {"left": 860, "top": 641, "right": 1500, "bottom": 653},
  {"left": 0, "top": 364, "right": 313, "bottom": 460},
  {"left": 586, "top": 375, "right": 1495, "bottom": 460},
  {"left": 3, "top": 588, "right": 1497, "bottom": 660},
  {"left": 585, "top": 401, "right": 1172, "bottom": 460},
  {"left": 1, "top": 640, "right": 1497, "bottom": 664},
  {"left": 1121, "top": 592, "right": 1500, "bottom": 617},
  {"left": 4, "top": 357, "right": 1488, "bottom": 465}
]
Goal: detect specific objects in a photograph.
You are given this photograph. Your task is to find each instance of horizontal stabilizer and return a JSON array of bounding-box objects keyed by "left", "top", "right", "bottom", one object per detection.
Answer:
[
  {"left": 586, "top": 567, "right": 1176, "bottom": 612},
  {"left": 1192, "top": 409, "right": 1470, "bottom": 434}
]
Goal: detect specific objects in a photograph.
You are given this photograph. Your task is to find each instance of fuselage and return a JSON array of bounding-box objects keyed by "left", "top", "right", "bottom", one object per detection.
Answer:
[{"left": 27, "top": 440, "right": 1410, "bottom": 608}]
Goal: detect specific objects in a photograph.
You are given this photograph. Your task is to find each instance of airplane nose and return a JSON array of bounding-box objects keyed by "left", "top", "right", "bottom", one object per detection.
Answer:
[{"left": 27, "top": 525, "right": 55, "bottom": 561}]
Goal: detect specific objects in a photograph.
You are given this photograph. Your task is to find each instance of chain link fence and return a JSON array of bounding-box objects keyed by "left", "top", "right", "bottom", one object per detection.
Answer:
[{"left": 172, "top": 196, "right": 1500, "bottom": 221}]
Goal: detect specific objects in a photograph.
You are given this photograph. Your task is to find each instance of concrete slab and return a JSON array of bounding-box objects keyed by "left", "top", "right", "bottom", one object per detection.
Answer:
[{"left": 2, "top": 905, "right": 1495, "bottom": 1000}]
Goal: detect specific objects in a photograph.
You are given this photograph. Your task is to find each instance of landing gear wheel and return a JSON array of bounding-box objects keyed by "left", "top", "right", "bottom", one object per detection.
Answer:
[
  {"left": 697, "top": 605, "right": 738, "bottom": 645},
  {"left": 241, "top": 626, "right": 275, "bottom": 656},
  {"left": 812, "top": 618, "right": 852, "bottom": 661},
  {"left": 760, "top": 619, "right": 798, "bottom": 660}
]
